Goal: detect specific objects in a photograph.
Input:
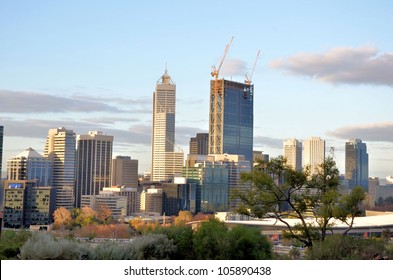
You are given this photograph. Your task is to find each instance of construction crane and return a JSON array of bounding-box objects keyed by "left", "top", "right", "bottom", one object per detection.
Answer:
[
  {"left": 211, "top": 36, "right": 234, "bottom": 80},
  {"left": 245, "top": 50, "right": 261, "bottom": 85},
  {"left": 210, "top": 36, "right": 234, "bottom": 156}
]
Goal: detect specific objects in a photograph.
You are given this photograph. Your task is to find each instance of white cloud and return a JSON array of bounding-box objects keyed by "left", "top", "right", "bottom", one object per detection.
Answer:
[
  {"left": 220, "top": 58, "right": 248, "bottom": 77},
  {"left": 327, "top": 122, "right": 393, "bottom": 142},
  {"left": 270, "top": 46, "right": 393, "bottom": 86}
]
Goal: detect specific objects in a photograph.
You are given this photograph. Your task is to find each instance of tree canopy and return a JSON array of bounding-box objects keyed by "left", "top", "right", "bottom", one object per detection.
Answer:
[{"left": 234, "top": 156, "right": 365, "bottom": 248}]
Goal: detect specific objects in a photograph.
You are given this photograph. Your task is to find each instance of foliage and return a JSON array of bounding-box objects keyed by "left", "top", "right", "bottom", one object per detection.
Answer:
[
  {"left": 131, "top": 234, "right": 176, "bottom": 260},
  {"left": 226, "top": 225, "right": 272, "bottom": 260},
  {"left": 306, "top": 234, "right": 387, "bottom": 260},
  {"left": 174, "top": 210, "right": 193, "bottom": 226},
  {"left": 74, "top": 206, "right": 99, "bottom": 227},
  {"left": 0, "top": 230, "right": 32, "bottom": 260},
  {"left": 129, "top": 217, "right": 158, "bottom": 235},
  {"left": 234, "top": 156, "right": 365, "bottom": 248},
  {"left": 74, "top": 224, "right": 131, "bottom": 239},
  {"left": 53, "top": 207, "right": 72, "bottom": 230},
  {"left": 90, "top": 242, "right": 135, "bottom": 260},
  {"left": 98, "top": 204, "right": 113, "bottom": 224},
  {"left": 19, "top": 231, "right": 90, "bottom": 260},
  {"left": 193, "top": 218, "right": 229, "bottom": 260},
  {"left": 152, "top": 225, "right": 195, "bottom": 259}
]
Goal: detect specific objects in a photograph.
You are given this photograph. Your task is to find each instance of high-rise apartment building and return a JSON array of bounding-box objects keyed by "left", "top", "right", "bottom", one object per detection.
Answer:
[
  {"left": 345, "top": 139, "right": 369, "bottom": 190},
  {"left": 283, "top": 138, "right": 302, "bottom": 171},
  {"left": 7, "top": 147, "right": 51, "bottom": 186},
  {"left": 111, "top": 156, "right": 138, "bottom": 188},
  {"left": 0, "top": 125, "right": 3, "bottom": 177},
  {"left": 44, "top": 127, "right": 76, "bottom": 209},
  {"left": 303, "top": 137, "right": 325, "bottom": 176},
  {"left": 189, "top": 133, "right": 209, "bottom": 155},
  {"left": 151, "top": 70, "right": 184, "bottom": 182},
  {"left": 209, "top": 79, "right": 253, "bottom": 163},
  {"left": 75, "top": 131, "right": 113, "bottom": 208}
]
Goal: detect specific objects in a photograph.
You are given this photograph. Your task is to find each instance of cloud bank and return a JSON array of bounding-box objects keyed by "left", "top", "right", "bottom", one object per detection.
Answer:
[
  {"left": 327, "top": 122, "right": 393, "bottom": 142},
  {"left": 0, "top": 90, "right": 124, "bottom": 113},
  {"left": 270, "top": 46, "right": 393, "bottom": 86}
]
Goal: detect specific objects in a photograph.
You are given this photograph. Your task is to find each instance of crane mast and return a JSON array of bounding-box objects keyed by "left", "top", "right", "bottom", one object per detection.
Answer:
[
  {"left": 210, "top": 36, "right": 234, "bottom": 155},
  {"left": 245, "top": 50, "right": 261, "bottom": 85}
]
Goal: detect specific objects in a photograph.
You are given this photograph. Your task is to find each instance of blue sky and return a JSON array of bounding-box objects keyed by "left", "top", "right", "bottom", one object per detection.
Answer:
[{"left": 1, "top": 0, "right": 392, "bottom": 177}]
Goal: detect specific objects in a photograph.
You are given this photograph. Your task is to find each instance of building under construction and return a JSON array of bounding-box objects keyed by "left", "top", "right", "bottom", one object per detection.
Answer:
[{"left": 208, "top": 79, "right": 254, "bottom": 163}]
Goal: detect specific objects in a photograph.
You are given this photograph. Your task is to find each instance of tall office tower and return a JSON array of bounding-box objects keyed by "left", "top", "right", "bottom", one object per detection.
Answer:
[
  {"left": 303, "top": 136, "right": 325, "bottom": 176},
  {"left": 111, "top": 156, "right": 138, "bottom": 188},
  {"left": 0, "top": 125, "right": 3, "bottom": 177},
  {"left": 44, "top": 127, "right": 76, "bottom": 209},
  {"left": 189, "top": 133, "right": 209, "bottom": 155},
  {"left": 7, "top": 147, "right": 51, "bottom": 186},
  {"left": 345, "top": 139, "right": 369, "bottom": 190},
  {"left": 283, "top": 138, "right": 302, "bottom": 171},
  {"left": 151, "top": 70, "right": 184, "bottom": 182},
  {"left": 209, "top": 79, "right": 253, "bottom": 163},
  {"left": 75, "top": 131, "right": 113, "bottom": 208}
]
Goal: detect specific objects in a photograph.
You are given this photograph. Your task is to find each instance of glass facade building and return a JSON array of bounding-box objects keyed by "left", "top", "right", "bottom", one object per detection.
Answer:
[
  {"left": 345, "top": 139, "right": 369, "bottom": 190},
  {"left": 209, "top": 79, "right": 253, "bottom": 163}
]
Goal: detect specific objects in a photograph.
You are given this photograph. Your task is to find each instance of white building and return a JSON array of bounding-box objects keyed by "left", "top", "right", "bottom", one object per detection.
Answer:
[
  {"left": 44, "top": 127, "right": 76, "bottom": 209},
  {"left": 283, "top": 138, "right": 302, "bottom": 171},
  {"left": 151, "top": 70, "right": 184, "bottom": 182},
  {"left": 303, "top": 136, "right": 325, "bottom": 176}
]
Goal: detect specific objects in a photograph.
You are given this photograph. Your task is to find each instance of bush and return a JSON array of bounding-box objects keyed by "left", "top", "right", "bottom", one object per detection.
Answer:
[
  {"left": 306, "top": 234, "right": 386, "bottom": 260},
  {"left": 152, "top": 225, "right": 195, "bottom": 259},
  {"left": 227, "top": 225, "right": 272, "bottom": 260},
  {"left": 19, "top": 232, "right": 90, "bottom": 260},
  {"left": 0, "top": 230, "right": 32, "bottom": 260}
]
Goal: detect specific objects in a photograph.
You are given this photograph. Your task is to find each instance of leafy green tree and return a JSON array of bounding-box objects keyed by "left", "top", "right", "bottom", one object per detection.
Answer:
[
  {"left": 193, "top": 218, "right": 229, "bottom": 259},
  {"left": 74, "top": 206, "right": 99, "bottom": 227},
  {"left": 234, "top": 156, "right": 365, "bottom": 248},
  {"left": 226, "top": 225, "right": 272, "bottom": 259},
  {"left": 152, "top": 225, "right": 195, "bottom": 259}
]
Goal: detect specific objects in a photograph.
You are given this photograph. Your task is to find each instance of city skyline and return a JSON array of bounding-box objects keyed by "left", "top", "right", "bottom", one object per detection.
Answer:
[{"left": 0, "top": 1, "right": 392, "bottom": 178}]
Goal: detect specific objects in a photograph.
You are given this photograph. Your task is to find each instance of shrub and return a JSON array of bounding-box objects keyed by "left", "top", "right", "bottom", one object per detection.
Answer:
[{"left": 19, "top": 232, "right": 90, "bottom": 260}]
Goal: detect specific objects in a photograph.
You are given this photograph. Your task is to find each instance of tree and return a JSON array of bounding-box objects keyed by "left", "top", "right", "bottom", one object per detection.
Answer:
[
  {"left": 193, "top": 218, "right": 229, "bottom": 259},
  {"left": 152, "top": 225, "right": 195, "bottom": 259},
  {"left": 98, "top": 204, "right": 113, "bottom": 224},
  {"left": 53, "top": 207, "right": 72, "bottom": 230},
  {"left": 234, "top": 156, "right": 365, "bottom": 248},
  {"left": 174, "top": 210, "right": 192, "bottom": 226},
  {"left": 226, "top": 225, "right": 272, "bottom": 260},
  {"left": 74, "top": 206, "right": 99, "bottom": 227}
]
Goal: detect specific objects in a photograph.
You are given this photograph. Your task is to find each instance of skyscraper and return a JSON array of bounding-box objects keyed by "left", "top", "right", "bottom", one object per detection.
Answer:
[
  {"left": 75, "top": 131, "right": 113, "bottom": 208},
  {"left": 7, "top": 147, "right": 51, "bottom": 186},
  {"left": 151, "top": 70, "right": 184, "bottom": 182},
  {"left": 189, "top": 133, "right": 209, "bottom": 155},
  {"left": 111, "top": 156, "right": 138, "bottom": 188},
  {"left": 345, "top": 139, "right": 369, "bottom": 190},
  {"left": 0, "top": 125, "right": 3, "bottom": 177},
  {"left": 283, "top": 138, "right": 302, "bottom": 171},
  {"left": 44, "top": 127, "right": 76, "bottom": 209},
  {"left": 209, "top": 79, "right": 253, "bottom": 163},
  {"left": 303, "top": 136, "right": 325, "bottom": 176}
]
